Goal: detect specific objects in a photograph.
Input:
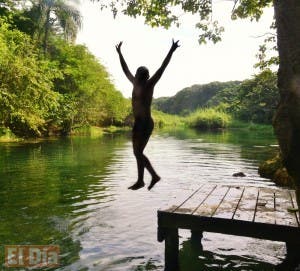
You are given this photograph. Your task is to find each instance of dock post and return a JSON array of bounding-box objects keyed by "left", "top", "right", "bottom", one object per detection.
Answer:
[
  {"left": 285, "top": 242, "right": 300, "bottom": 269},
  {"left": 165, "top": 228, "right": 179, "bottom": 271},
  {"left": 191, "top": 230, "right": 203, "bottom": 251},
  {"left": 277, "top": 242, "right": 300, "bottom": 270}
]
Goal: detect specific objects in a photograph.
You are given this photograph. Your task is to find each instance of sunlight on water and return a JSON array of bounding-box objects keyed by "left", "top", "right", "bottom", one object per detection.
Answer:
[{"left": 0, "top": 128, "right": 284, "bottom": 270}]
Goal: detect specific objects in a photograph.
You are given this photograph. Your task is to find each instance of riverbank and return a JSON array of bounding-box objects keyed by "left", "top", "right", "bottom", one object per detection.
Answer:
[
  {"left": 0, "top": 125, "right": 130, "bottom": 143},
  {"left": 0, "top": 118, "right": 274, "bottom": 143},
  {"left": 0, "top": 127, "right": 21, "bottom": 142},
  {"left": 259, "top": 154, "right": 294, "bottom": 188}
]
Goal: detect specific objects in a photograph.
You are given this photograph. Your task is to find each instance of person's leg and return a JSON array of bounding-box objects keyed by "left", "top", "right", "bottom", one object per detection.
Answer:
[
  {"left": 129, "top": 118, "right": 160, "bottom": 190},
  {"left": 128, "top": 132, "right": 146, "bottom": 190},
  {"left": 143, "top": 154, "right": 160, "bottom": 190},
  {"left": 143, "top": 154, "right": 157, "bottom": 176},
  {"left": 142, "top": 119, "right": 161, "bottom": 189}
]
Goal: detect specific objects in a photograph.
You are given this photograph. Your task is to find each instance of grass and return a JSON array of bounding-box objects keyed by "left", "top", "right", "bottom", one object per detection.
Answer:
[
  {"left": 0, "top": 111, "right": 274, "bottom": 143},
  {"left": 152, "top": 108, "right": 273, "bottom": 131},
  {"left": 186, "top": 108, "right": 232, "bottom": 129},
  {"left": 152, "top": 110, "right": 185, "bottom": 128},
  {"left": 229, "top": 119, "right": 274, "bottom": 132}
]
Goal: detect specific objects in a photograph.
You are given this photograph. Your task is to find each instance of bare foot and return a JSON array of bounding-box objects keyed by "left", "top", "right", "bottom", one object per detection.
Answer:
[
  {"left": 128, "top": 181, "right": 145, "bottom": 190},
  {"left": 148, "top": 175, "right": 161, "bottom": 190}
]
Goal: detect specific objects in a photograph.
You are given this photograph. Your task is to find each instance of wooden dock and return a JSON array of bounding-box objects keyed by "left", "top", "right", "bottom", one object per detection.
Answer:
[{"left": 157, "top": 184, "right": 300, "bottom": 271}]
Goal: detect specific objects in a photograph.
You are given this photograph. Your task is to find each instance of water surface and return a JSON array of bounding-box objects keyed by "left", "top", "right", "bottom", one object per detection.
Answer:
[{"left": 0, "top": 128, "right": 285, "bottom": 270}]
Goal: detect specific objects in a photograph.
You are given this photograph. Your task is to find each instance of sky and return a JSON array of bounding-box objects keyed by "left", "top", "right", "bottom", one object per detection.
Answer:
[{"left": 76, "top": 1, "right": 274, "bottom": 98}]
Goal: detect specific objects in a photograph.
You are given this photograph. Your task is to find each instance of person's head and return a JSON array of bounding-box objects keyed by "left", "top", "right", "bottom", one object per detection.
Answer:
[{"left": 135, "top": 66, "right": 149, "bottom": 82}]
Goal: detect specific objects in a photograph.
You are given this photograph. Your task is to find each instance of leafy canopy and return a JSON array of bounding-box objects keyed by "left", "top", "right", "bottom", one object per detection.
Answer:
[
  {"left": 0, "top": 5, "right": 130, "bottom": 138},
  {"left": 97, "top": 0, "right": 273, "bottom": 43},
  {"left": 0, "top": 20, "right": 61, "bottom": 137}
]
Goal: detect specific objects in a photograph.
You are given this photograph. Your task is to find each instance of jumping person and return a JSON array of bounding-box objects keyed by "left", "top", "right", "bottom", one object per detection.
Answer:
[{"left": 116, "top": 40, "right": 179, "bottom": 190}]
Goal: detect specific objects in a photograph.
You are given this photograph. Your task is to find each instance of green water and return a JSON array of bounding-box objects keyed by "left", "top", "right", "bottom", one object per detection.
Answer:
[{"left": 0, "top": 128, "right": 283, "bottom": 270}]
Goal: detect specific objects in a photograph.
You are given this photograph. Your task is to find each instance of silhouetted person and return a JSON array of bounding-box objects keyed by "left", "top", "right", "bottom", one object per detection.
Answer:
[{"left": 116, "top": 40, "right": 179, "bottom": 190}]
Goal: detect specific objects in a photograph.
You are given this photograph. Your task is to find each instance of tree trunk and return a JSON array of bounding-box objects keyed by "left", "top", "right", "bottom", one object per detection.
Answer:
[{"left": 273, "top": 0, "right": 300, "bottom": 195}]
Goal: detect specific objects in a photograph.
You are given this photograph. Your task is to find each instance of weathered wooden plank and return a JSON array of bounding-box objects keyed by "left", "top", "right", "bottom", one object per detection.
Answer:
[
  {"left": 157, "top": 210, "right": 300, "bottom": 243},
  {"left": 253, "top": 188, "right": 275, "bottom": 224},
  {"left": 213, "top": 186, "right": 244, "bottom": 219},
  {"left": 233, "top": 186, "right": 258, "bottom": 222},
  {"left": 174, "top": 184, "right": 217, "bottom": 214},
  {"left": 160, "top": 188, "right": 199, "bottom": 213},
  {"left": 192, "top": 186, "right": 230, "bottom": 217},
  {"left": 158, "top": 185, "right": 300, "bottom": 271},
  {"left": 274, "top": 190, "right": 298, "bottom": 227},
  {"left": 289, "top": 190, "right": 300, "bottom": 226}
]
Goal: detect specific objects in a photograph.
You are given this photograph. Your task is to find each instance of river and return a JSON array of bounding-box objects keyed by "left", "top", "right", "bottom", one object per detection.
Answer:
[{"left": 0, "top": 128, "right": 285, "bottom": 270}]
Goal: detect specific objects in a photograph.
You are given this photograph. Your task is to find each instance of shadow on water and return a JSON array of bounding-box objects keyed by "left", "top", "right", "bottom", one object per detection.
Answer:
[
  {"left": 180, "top": 236, "right": 300, "bottom": 271},
  {"left": 179, "top": 238, "right": 277, "bottom": 271},
  {"left": 179, "top": 239, "right": 275, "bottom": 271}
]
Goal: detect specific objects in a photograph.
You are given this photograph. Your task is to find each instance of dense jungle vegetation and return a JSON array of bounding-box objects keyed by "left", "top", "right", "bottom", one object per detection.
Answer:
[
  {"left": 1, "top": 1, "right": 279, "bottom": 140},
  {"left": 153, "top": 70, "right": 279, "bottom": 125},
  {"left": 0, "top": 0, "right": 130, "bottom": 138}
]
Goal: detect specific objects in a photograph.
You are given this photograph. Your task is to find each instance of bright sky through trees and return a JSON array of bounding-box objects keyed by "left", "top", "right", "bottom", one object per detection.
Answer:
[{"left": 76, "top": 0, "right": 274, "bottom": 98}]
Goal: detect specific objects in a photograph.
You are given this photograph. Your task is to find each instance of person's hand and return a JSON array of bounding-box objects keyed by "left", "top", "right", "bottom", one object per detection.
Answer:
[
  {"left": 116, "top": 41, "right": 123, "bottom": 54},
  {"left": 171, "top": 39, "right": 180, "bottom": 52}
]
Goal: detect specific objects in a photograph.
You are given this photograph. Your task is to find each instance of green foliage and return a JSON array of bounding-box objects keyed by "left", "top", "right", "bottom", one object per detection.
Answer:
[
  {"left": 231, "top": 0, "right": 273, "bottom": 21},
  {"left": 28, "top": 0, "right": 82, "bottom": 52},
  {"left": 186, "top": 108, "right": 232, "bottom": 129},
  {"left": 49, "top": 39, "right": 130, "bottom": 130},
  {"left": 0, "top": 127, "right": 19, "bottom": 142},
  {"left": 71, "top": 125, "right": 104, "bottom": 137},
  {"left": 254, "top": 28, "right": 279, "bottom": 71},
  {"left": 2, "top": 0, "right": 82, "bottom": 54},
  {"left": 0, "top": 21, "right": 60, "bottom": 137},
  {"left": 228, "top": 119, "right": 274, "bottom": 133},
  {"left": 0, "top": 15, "right": 130, "bottom": 138},
  {"left": 209, "top": 70, "right": 279, "bottom": 123},
  {"left": 155, "top": 70, "right": 278, "bottom": 125},
  {"left": 0, "top": 0, "right": 19, "bottom": 18},
  {"left": 153, "top": 81, "right": 241, "bottom": 115},
  {"left": 98, "top": 0, "right": 272, "bottom": 44},
  {"left": 152, "top": 110, "right": 185, "bottom": 128},
  {"left": 235, "top": 70, "right": 278, "bottom": 123}
]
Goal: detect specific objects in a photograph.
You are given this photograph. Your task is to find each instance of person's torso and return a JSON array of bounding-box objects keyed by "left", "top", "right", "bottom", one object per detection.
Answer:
[{"left": 132, "top": 82, "right": 153, "bottom": 119}]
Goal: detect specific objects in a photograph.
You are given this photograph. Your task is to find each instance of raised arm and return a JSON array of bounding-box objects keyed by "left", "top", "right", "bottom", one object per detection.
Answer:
[
  {"left": 116, "top": 42, "right": 134, "bottom": 83},
  {"left": 148, "top": 39, "right": 180, "bottom": 86}
]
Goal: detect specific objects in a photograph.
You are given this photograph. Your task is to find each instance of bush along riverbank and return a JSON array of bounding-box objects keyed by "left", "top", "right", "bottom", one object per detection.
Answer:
[
  {"left": 1, "top": 108, "right": 275, "bottom": 142},
  {"left": 186, "top": 108, "right": 231, "bottom": 129}
]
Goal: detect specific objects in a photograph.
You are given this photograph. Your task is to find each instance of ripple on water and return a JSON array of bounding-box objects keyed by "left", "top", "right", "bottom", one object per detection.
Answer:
[{"left": 0, "top": 130, "right": 284, "bottom": 270}]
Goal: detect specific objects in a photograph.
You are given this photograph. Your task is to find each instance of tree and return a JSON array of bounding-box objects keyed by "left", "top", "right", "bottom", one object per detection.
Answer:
[
  {"left": 48, "top": 39, "right": 129, "bottom": 130},
  {"left": 0, "top": 21, "right": 60, "bottom": 137},
  {"left": 28, "top": 0, "right": 82, "bottom": 53},
  {"left": 98, "top": 0, "right": 300, "bottom": 191},
  {"left": 153, "top": 81, "right": 241, "bottom": 115},
  {"left": 1, "top": 3, "right": 129, "bottom": 137},
  {"left": 207, "top": 70, "right": 279, "bottom": 124}
]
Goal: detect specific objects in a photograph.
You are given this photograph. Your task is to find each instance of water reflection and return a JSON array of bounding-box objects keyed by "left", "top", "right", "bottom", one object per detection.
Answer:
[
  {"left": 0, "top": 128, "right": 287, "bottom": 270},
  {"left": 180, "top": 237, "right": 278, "bottom": 270},
  {"left": 0, "top": 135, "right": 127, "bottom": 270}
]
